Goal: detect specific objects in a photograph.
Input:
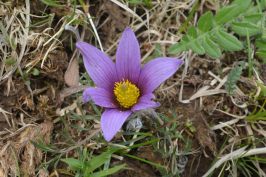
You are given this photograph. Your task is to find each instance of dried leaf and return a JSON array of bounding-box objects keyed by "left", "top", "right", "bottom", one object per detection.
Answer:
[
  {"left": 64, "top": 57, "right": 79, "bottom": 87},
  {"left": 58, "top": 85, "right": 87, "bottom": 103}
]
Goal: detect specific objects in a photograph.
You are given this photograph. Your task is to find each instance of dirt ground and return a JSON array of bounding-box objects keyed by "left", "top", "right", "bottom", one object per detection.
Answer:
[{"left": 0, "top": 0, "right": 266, "bottom": 177}]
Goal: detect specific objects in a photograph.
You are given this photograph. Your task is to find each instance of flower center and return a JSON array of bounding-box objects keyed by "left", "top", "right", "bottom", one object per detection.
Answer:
[{"left": 113, "top": 80, "right": 140, "bottom": 109}]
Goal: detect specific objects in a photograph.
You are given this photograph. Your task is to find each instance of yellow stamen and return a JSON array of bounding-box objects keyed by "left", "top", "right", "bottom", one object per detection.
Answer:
[{"left": 114, "top": 80, "right": 140, "bottom": 108}]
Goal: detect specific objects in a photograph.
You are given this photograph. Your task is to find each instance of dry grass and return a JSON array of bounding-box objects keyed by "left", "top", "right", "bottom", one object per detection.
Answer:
[{"left": 0, "top": 0, "right": 265, "bottom": 176}]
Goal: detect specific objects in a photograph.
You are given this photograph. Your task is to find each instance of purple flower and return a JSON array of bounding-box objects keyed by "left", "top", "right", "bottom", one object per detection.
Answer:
[{"left": 76, "top": 27, "right": 183, "bottom": 141}]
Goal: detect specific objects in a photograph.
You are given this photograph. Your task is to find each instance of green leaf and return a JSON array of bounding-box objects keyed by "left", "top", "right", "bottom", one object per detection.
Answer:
[
  {"left": 256, "top": 39, "right": 266, "bottom": 48},
  {"left": 152, "top": 44, "right": 162, "bottom": 58},
  {"left": 187, "top": 36, "right": 205, "bottom": 54},
  {"left": 4, "top": 57, "right": 16, "bottom": 66},
  {"left": 125, "top": 154, "right": 166, "bottom": 170},
  {"left": 202, "top": 36, "right": 222, "bottom": 58},
  {"left": 127, "top": 137, "right": 159, "bottom": 149},
  {"left": 88, "top": 164, "right": 126, "bottom": 177},
  {"left": 31, "top": 140, "right": 56, "bottom": 153},
  {"left": 187, "top": 26, "right": 197, "bottom": 38},
  {"left": 262, "top": 29, "right": 266, "bottom": 41},
  {"left": 168, "top": 0, "right": 263, "bottom": 58},
  {"left": 260, "top": 0, "right": 266, "bottom": 8},
  {"left": 258, "top": 83, "right": 266, "bottom": 97},
  {"left": 168, "top": 42, "right": 186, "bottom": 54},
  {"left": 169, "top": 28, "right": 202, "bottom": 54},
  {"left": 215, "top": 30, "right": 243, "bottom": 51},
  {"left": 231, "top": 0, "right": 250, "bottom": 5},
  {"left": 215, "top": 0, "right": 251, "bottom": 25},
  {"left": 231, "top": 0, "right": 252, "bottom": 11},
  {"left": 256, "top": 39, "right": 266, "bottom": 60},
  {"left": 128, "top": 0, "right": 152, "bottom": 8},
  {"left": 85, "top": 149, "right": 117, "bottom": 174},
  {"left": 41, "top": 0, "right": 65, "bottom": 7},
  {"left": 244, "top": 13, "right": 263, "bottom": 23},
  {"left": 246, "top": 110, "right": 266, "bottom": 121},
  {"left": 32, "top": 68, "right": 40, "bottom": 76},
  {"left": 256, "top": 50, "right": 266, "bottom": 59},
  {"left": 61, "top": 158, "right": 84, "bottom": 170},
  {"left": 198, "top": 11, "right": 214, "bottom": 32},
  {"left": 231, "top": 22, "right": 261, "bottom": 36},
  {"left": 215, "top": 6, "right": 237, "bottom": 25},
  {"left": 185, "top": 27, "right": 205, "bottom": 55},
  {"left": 225, "top": 62, "right": 244, "bottom": 95}
]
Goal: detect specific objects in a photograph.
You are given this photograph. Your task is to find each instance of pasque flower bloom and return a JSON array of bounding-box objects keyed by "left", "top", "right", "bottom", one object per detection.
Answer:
[{"left": 76, "top": 27, "right": 183, "bottom": 141}]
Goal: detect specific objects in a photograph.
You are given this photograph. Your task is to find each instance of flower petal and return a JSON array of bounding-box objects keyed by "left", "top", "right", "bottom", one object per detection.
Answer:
[
  {"left": 116, "top": 27, "right": 141, "bottom": 83},
  {"left": 138, "top": 58, "right": 183, "bottom": 94},
  {"left": 76, "top": 41, "right": 117, "bottom": 90},
  {"left": 83, "top": 88, "right": 91, "bottom": 103},
  {"left": 101, "top": 109, "right": 132, "bottom": 141},
  {"left": 83, "top": 87, "right": 117, "bottom": 108},
  {"left": 131, "top": 94, "right": 160, "bottom": 111}
]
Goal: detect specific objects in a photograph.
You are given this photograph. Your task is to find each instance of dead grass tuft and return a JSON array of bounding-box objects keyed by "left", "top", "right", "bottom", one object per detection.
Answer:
[
  {"left": 0, "top": 0, "right": 266, "bottom": 176},
  {"left": 0, "top": 122, "right": 53, "bottom": 176}
]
